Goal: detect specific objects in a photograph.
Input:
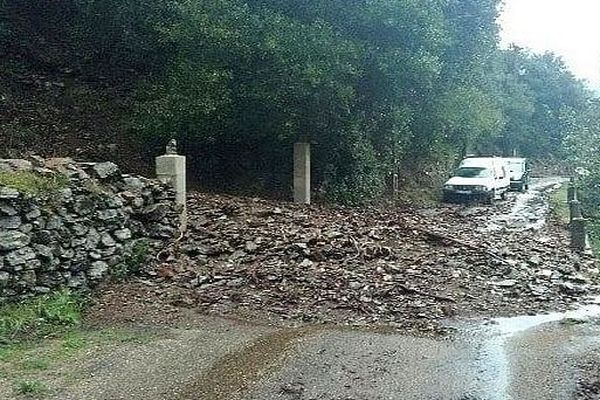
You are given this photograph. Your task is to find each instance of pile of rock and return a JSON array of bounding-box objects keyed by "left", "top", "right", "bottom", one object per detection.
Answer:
[
  {"left": 146, "top": 192, "right": 598, "bottom": 331},
  {"left": 0, "top": 157, "right": 181, "bottom": 302}
]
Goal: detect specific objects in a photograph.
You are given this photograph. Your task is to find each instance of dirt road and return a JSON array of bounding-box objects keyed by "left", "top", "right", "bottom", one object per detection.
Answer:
[{"left": 5, "top": 178, "right": 600, "bottom": 399}]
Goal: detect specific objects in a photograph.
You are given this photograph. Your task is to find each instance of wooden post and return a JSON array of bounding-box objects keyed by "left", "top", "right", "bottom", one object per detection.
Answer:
[{"left": 392, "top": 173, "right": 399, "bottom": 198}]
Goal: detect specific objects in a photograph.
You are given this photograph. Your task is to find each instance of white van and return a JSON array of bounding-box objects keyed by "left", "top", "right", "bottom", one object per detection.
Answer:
[
  {"left": 503, "top": 157, "right": 530, "bottom": 192},
  {"left": 442, "top": 157, "right": 511, "bottom": 204}
]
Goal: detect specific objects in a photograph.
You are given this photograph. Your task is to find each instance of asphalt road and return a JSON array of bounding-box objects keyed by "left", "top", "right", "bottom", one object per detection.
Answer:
[
  {"left": 242, "top": 307, "right": 600, "bottom": 400},
  {"left": 54, "top": 308, "right": 600, "bottom": 400}
]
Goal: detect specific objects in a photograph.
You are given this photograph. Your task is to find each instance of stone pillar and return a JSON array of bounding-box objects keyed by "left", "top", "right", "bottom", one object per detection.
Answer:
[
  {"left": 156, "top": 150, "right": 187, "bottom": 232},
  {"left": 293, "top": 142, "right": 311, "bottom": 204}
]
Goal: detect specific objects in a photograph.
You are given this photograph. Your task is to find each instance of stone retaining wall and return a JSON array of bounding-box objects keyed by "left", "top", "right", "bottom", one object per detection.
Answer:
[{"left": 0, "top": 158, "right": 181, "bottom": 302}]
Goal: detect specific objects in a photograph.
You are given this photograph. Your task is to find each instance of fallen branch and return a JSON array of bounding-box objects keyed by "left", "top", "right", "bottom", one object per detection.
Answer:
[
  {"left": 411, "top": 226, "right": 509, "bottom": 265},
  {"left": 398, "top": 284, "right": 456, "bottom": 303}
]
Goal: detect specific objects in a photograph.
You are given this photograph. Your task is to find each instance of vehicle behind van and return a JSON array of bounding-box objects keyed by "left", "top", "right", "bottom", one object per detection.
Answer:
[
  {"left": 504, "top": 157, "right": 529, "bottom": 192},
  {"left": 442, "top": 157, "right": 510, "bottom": 204}
]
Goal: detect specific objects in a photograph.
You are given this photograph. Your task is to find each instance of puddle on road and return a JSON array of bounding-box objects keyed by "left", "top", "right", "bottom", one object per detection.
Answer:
[{"left": 470, "top": 296, "right": 600, "bottom": 400}]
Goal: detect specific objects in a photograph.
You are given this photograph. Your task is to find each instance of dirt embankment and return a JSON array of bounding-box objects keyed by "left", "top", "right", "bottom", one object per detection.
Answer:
[{"left": 0, "top": 59, "right": 151, "bottom": 174}]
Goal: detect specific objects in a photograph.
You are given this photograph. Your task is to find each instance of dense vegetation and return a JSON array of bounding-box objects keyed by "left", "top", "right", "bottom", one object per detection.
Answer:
[{"left": 0, "top": 0, "right": 597, "bottom": 203}]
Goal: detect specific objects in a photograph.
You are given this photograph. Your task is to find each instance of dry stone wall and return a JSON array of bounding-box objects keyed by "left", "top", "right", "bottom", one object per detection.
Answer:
[{"left": 0, "top": 158, "right": 181, "bottom": 303}]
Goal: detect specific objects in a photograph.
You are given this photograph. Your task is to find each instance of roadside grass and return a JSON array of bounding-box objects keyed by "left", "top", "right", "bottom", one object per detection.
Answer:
[
  {"left": 0, "top": 290, "right": 82, "bottom": 342},
  {"left": 0, "top": 171, "right": 69, "bottom": 196},
  {"left": 0, "top": 291, "right": 163, "bottom": 398},
  {"left": 13, "top": 379, "right": 48, "bottom": 397},
  {"left": 549, "top": 183, "right": 569, "bottom": 225}
]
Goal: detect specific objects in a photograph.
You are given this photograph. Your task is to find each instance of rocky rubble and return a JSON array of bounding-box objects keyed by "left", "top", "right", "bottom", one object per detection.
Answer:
[
  {"left": 0, "top": 157, "right": 181, "bottom": 302},
  {"left": 147, "top": 190, "right": 598, "bottom": 333}
]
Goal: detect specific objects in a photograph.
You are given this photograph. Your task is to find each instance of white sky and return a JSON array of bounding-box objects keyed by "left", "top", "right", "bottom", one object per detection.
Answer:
[{"left": 499, "top": 0, "right": 600, "bottom": 91}]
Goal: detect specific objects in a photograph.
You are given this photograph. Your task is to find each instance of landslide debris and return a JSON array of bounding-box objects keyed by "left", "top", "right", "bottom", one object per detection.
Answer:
[{"left": 141, "top": 190, "right": 598, "bottom": 333}]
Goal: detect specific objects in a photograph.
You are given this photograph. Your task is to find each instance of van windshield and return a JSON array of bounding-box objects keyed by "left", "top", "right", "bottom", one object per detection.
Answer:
[
  {"left": 507, "top": 161, "right": 524, "bottom": 172},
  {"left": 454, "top": 167, "right": 492, "bottom": 178}
]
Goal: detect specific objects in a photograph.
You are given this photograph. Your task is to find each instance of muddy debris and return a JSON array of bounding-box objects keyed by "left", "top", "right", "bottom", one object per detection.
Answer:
[{"left": 139, "top": 187, "right": 597, "bottom": 334}]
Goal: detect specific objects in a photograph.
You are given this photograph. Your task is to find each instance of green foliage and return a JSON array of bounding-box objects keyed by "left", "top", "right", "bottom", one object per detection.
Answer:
[
  {"left": 3, "top": 0, "right": 596, "bottom": 202},
  {"left": 111, "top": 239, "right": 150, "bottom": 282},
  {"left": 549, "top": 184, "right": 570, "bottom": 225},
  {"left": 563, "top": 100, "right": 600, "bottom": 212},
  {"left": 0, "top": 290, "right": 82, "bottom": 342},
  {"left": 0, "top": 171, "right": 68, "bottom": 196}
]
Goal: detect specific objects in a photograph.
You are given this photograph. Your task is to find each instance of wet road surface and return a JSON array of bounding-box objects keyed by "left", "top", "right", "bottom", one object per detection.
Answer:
[
  {"left": 242, "top": 301, "right": 600, "bottom": 400},
  {"left": 482, "top": 177, "right": 566, "bottom": 232}
]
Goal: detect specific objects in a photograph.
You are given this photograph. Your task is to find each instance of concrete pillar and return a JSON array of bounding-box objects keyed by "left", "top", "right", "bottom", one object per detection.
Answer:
[
  {"left": 569, "top": 199, "right": 583, "bottom": 224},
  {"left": 571, "top": 217, "right": 587, "bottom": 251},
  {"left": 567, "top": 182, "right": 576, "bottom": 202},
  {"left": 156, "top": 153, "right": 187, "bottom": 231},
  {"left": 293, "top": 142, "right": 311, "bottom": 204}
]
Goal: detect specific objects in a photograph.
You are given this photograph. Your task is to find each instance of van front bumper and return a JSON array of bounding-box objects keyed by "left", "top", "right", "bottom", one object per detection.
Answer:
[
  {"left": 442, "top": 189, "right": 492, "bottom": 203},
  {"left": 509, "top": 180, "right": 525, "bottom": 190}
]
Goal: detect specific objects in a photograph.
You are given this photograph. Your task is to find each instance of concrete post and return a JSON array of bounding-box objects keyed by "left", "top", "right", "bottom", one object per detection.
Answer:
[
  {"left": 571, "top": 217, "right": 587, "bottom": 251},
  {"left": 392, "top": 173, "right": 400, "bottom": 198},
  {"left": 567, "top": 182, "right": 576, "bottom": 202},
  {"left": 156, "top": 151, "right": 187, "bottom": 232},
  {"left": 293, "top": 142, "right": 311, "bottom": 204},
  {"left": 569, "top": 199, "right": 583, "bottom": 224}
]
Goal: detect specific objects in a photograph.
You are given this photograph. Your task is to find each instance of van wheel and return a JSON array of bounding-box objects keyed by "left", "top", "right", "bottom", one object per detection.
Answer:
[
  {"left": 486, "top": 191, "right": 496, "bottom": 205},
  {"left": 500, "top": 190, "right": 507, "bottom": 200},
  {"left": 519, "top": 183, "right": 526, "bottom": 193}
]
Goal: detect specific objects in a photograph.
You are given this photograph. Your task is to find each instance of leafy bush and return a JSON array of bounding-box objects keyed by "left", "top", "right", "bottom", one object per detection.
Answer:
[{"left": 111, "top": 239, "right": 150, "bottom": 282}]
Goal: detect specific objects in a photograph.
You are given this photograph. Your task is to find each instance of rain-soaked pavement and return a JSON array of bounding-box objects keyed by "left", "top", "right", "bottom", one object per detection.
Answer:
[
  {"left": 239, "top": 300, "right": 600, "bottom": 400},
  {"left": 482, "top": 177, "right": 567, "bottom": 232}
]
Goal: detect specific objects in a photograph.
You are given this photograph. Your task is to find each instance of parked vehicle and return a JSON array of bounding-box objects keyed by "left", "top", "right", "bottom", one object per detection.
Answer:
[
  {"left": 442, "top": 157, "right": 511, "bottom": 204},
  {"left": 504, "top": 157, "right": 529, "bottom": 192}
]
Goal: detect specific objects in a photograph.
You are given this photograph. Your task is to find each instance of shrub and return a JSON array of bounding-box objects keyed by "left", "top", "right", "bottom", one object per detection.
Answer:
[{"left": 111, "top": 239, "right": 150, "bottom": 281}]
